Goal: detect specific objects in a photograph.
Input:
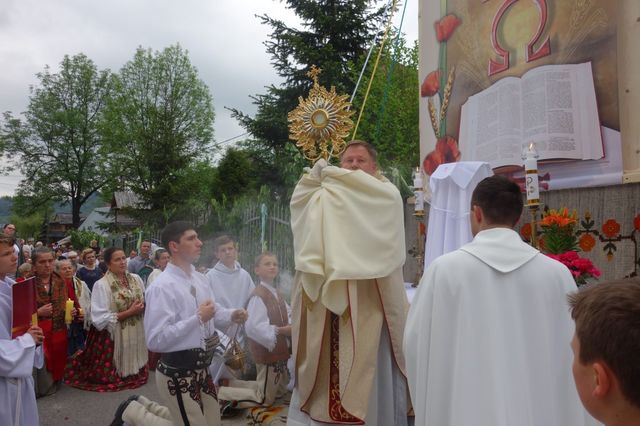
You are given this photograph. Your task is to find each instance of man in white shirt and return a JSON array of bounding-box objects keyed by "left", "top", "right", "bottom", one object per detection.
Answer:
[
  {"left": 404, "top": 175, "right": 597, "bottom": 426},
  {"left": 144, "top": 221, "right": 248, "bottom": 426}
]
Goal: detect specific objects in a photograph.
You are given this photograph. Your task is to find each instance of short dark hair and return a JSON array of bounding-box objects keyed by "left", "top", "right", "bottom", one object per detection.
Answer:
[
  {"left": 470, "top": 175, "right": 523, "bottom": 227},
  {"left": 568, "top": 279, "right": 640, "bottom": 408},
  {"left": 103, "top": 246, "right": 125, "bottom": 265},
  {"left": 340, "top": 140, "right": 378, "bottom": 164},
  {"left": 213, "top": 235, "right": 235, "bottom": 252},
  {"left": 32, "top": 247, "right": 53, "bottom": 264},
  {"left": 161, "top": 221, "right": 195, "bottom": 255}
]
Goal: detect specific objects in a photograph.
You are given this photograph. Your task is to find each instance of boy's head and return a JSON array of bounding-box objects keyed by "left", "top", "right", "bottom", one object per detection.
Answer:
[
  {"left": 254, "top": 252, "right": 278, "bottom": 284},
  {"left": 213, "top": 235, "right": 237, "bottom": 267},
  {"left": 161, "top": 221, "right": 201, "bottom": 263},
  {"left": 0, "top": 233, "right": 17, "bottom": 277},
  {"left": 568, "top": 279, "right": 640, "bottom": 422}
]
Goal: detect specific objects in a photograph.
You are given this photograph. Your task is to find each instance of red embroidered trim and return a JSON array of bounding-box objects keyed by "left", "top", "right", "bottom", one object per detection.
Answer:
[{"left": 328, "top": 313, "right": 363, "bottom": 424}]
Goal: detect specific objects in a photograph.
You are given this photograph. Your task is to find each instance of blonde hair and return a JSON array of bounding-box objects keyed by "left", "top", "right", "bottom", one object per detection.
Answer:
[
  {"left": 81, "top": 248, "right": 96, "bottom": 261},
  {"left": 254, "top": 251, "right": 277, "bottom": 268}
]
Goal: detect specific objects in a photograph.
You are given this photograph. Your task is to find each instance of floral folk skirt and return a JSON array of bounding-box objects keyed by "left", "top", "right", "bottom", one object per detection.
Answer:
[{"left": 64, "top": 326, "right": 148, "bottom": 392}]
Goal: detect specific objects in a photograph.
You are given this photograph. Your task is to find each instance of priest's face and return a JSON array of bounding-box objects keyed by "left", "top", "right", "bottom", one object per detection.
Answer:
[
  {"left": 340, "top": 145, "right": 377, "bottom": 176},
  {"left": 0, "top": 243, "right": 18, "bottom": 276},
  {"left": 174, "top": 229, "right": 203, "bottom": 264}
]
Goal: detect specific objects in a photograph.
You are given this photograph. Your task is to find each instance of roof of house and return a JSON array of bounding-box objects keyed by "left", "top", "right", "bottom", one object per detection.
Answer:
[{"left": 111, "top": 191, "right": 146, "bottom": 209}]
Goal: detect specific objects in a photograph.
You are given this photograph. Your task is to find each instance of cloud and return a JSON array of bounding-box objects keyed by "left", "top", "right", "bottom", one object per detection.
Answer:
[{"left": 0, "top": 0, "right": 417, "bottom": 194}]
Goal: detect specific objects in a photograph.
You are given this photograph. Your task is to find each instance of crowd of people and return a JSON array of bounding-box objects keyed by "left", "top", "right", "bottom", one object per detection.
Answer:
[{"left": 1, "top": 140, "right": 639, "bottom": 426}]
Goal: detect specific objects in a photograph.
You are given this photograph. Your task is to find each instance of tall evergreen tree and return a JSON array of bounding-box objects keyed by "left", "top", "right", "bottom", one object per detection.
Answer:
[{"left": 230, "top": 0, "right": 388, "bottom": 194}]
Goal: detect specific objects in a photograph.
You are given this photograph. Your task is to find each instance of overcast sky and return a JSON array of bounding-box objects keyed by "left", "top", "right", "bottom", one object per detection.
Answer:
[{"left": 0, "top": 0, "right": 418, "bottom": 196}]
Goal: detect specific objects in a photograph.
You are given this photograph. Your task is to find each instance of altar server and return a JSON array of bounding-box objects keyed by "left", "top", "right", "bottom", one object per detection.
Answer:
[
  {"left": 405, "top": 175, "right": 598, "bottom": 426},
  {"left": 0, "top": 232, "right": 44, "bottom": 426}
]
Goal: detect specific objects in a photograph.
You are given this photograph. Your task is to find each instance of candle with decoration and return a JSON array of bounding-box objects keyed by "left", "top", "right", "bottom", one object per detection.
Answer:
[
  {"left": 413, "top": 167, "right": 424, "bottom": 212},
  {"left": 523, "top": 143, "right": 540, "bottom": 205}
]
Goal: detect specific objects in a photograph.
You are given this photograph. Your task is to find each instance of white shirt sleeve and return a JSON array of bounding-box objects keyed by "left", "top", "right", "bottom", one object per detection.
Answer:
[
  {"left": 90, "top": 279, "right": 118, "bottom": 332},
  {"left": 144, "top": 285, "right": 202, "bottom": 353},
  {"left": 245, "top": 296, "right": 277, "bottom": 352},
  {"left": 0, "top": 334, "right": 41, "bottom": 377}
]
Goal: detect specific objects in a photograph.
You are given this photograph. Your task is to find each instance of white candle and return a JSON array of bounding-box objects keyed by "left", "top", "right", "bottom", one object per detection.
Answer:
[
  {"left": 413, "top": 167, "right": 424, "bottom": 212},
  {"left": 523, "top": 143, "right": 539, "bottom": 204}
]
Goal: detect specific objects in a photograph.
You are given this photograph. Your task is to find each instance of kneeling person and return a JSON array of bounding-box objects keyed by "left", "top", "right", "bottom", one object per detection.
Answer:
[
  {"left": 145, "top": 221, "right": 248, "bottom": 426},
  {"left": 218, "top": 252, "right": 290, "bottom": 408}
]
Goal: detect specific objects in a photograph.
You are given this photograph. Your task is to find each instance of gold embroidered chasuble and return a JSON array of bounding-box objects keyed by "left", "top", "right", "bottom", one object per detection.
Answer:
[{"left": 290, "top": 165, "right": 409, "bottom": 424}]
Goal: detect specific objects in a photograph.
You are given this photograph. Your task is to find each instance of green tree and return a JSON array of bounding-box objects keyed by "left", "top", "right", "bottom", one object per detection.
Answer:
[
  {"left": 102, "top": 44, "right": 215, "bottom": 225},
  {"left": 349, "top": 37, "right": 419, "bottom": 174},
  {"left": 230, "top": 0, "right": 387, "bottom": 194},
  {"left": 1, "top": 54, "right": 114, "bottom": 227}
]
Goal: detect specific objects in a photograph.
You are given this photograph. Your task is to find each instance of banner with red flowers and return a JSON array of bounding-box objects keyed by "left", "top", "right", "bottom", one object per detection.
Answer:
[{"left": 419, "top": 0, "right": 618, "bottom": 176}]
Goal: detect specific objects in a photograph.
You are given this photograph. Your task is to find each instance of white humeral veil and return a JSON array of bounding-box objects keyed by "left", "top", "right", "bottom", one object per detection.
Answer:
[
  {"left": 288, "top": 161, "right": 409, "bottom": 425},
  {"left": 423, "top": 161, "right": 493, "bottom": 270}
]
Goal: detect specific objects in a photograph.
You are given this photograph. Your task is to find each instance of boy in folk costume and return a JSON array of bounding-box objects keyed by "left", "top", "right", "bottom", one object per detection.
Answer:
[
  {"left": 145, "top": 221, "right": 248, "bottom": 426},
  {"left": 0, "top": 233, "right": 44, "bottom": 425},
  {"left": 218, "top": 252, "right": 291, "bottom": 408}
]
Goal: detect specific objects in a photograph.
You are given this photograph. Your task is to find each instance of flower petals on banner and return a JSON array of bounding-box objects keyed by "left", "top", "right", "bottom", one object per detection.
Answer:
[
  {"left": 434, "top": 14, "right": 462, "bottom": 42},
  {"left": 421, "top": 70, "right": 441, "bottom": 97},
  {"left": 423, "top": 136, "right": 461, "bottom": 175}
]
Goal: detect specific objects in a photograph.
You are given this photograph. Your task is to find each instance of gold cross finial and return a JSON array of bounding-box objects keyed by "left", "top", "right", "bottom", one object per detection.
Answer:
[{"left": 307, "top": 65, "right": 321, "bottom": 83}]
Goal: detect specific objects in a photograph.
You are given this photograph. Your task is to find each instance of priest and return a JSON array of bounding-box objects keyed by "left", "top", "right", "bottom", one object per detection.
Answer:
[
  {"left": 0, "top": 232, "right": 44, "bottom": 425},
  {"left": 288, "top": 141, "right": 410, "bottom": 425},
  {"left": 404, "top": 175, "right": 597, "bottom": 425}
]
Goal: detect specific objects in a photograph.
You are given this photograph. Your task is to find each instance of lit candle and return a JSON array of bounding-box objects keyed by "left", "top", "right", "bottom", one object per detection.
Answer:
[
  {"left": 65, "top": 298, "right": 74, "bottom": 325},
  {"left": 413, "top": 167, "right": 424, "bottom": 212},
  {"left": 523, "top": 143, "right": 540, "bottom": 205}
]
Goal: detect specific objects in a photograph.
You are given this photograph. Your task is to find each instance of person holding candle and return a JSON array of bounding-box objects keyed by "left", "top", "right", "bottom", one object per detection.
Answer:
[
  {"left": 64, "top": 247, "right": 148, "bottom": 391},
  {"left": 57, "top": 259, "right": 90, "bottom": 355},
  {"left": 0, "top": 232, "right": 44, "bottom": 425},
  {"left": 30, "top": 246, "right": 69, "bottom": 397},
  {"left": 405, "top": 175, "right": 597, "bottom": 426}
]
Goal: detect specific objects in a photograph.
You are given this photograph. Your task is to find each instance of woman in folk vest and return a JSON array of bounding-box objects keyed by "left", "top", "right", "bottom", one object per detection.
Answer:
[{"left": 217, "top": 252, "right": 291, "bottom": 408}]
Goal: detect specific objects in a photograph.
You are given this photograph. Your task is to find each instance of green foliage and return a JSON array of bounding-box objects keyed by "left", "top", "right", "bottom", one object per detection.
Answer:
[
  {"left": 9, "top": 210, "right": 47, "bottom": 241},
  {"left": 102, "top": 44, "right": 215, "bottom": 225},
  {"left": 230, "top": 0, "right": 387, "bottom": 195},
  {"left": 1, "top": 54, "right": 115, "bottom": 227},
  {"left": 67, "top": 229, "right": 102, "bottom": 251},
  {"left": 349, "top": 38, "right": 419, "bottom": 174}
]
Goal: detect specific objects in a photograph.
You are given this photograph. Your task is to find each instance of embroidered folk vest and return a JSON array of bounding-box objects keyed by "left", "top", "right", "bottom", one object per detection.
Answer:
[{"left": 246, "top": 284, "right": 290, "bottom": 365}]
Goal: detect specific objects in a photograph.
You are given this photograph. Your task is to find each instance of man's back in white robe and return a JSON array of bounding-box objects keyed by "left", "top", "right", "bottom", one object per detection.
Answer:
[{"left": 404, "top": 228, "right": 598, "bottom": 426}]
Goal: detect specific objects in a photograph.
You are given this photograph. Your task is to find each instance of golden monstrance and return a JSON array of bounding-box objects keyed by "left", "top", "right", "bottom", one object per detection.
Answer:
[{"left": 288, "top": 65, "right": 354, "bottom": 162}]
